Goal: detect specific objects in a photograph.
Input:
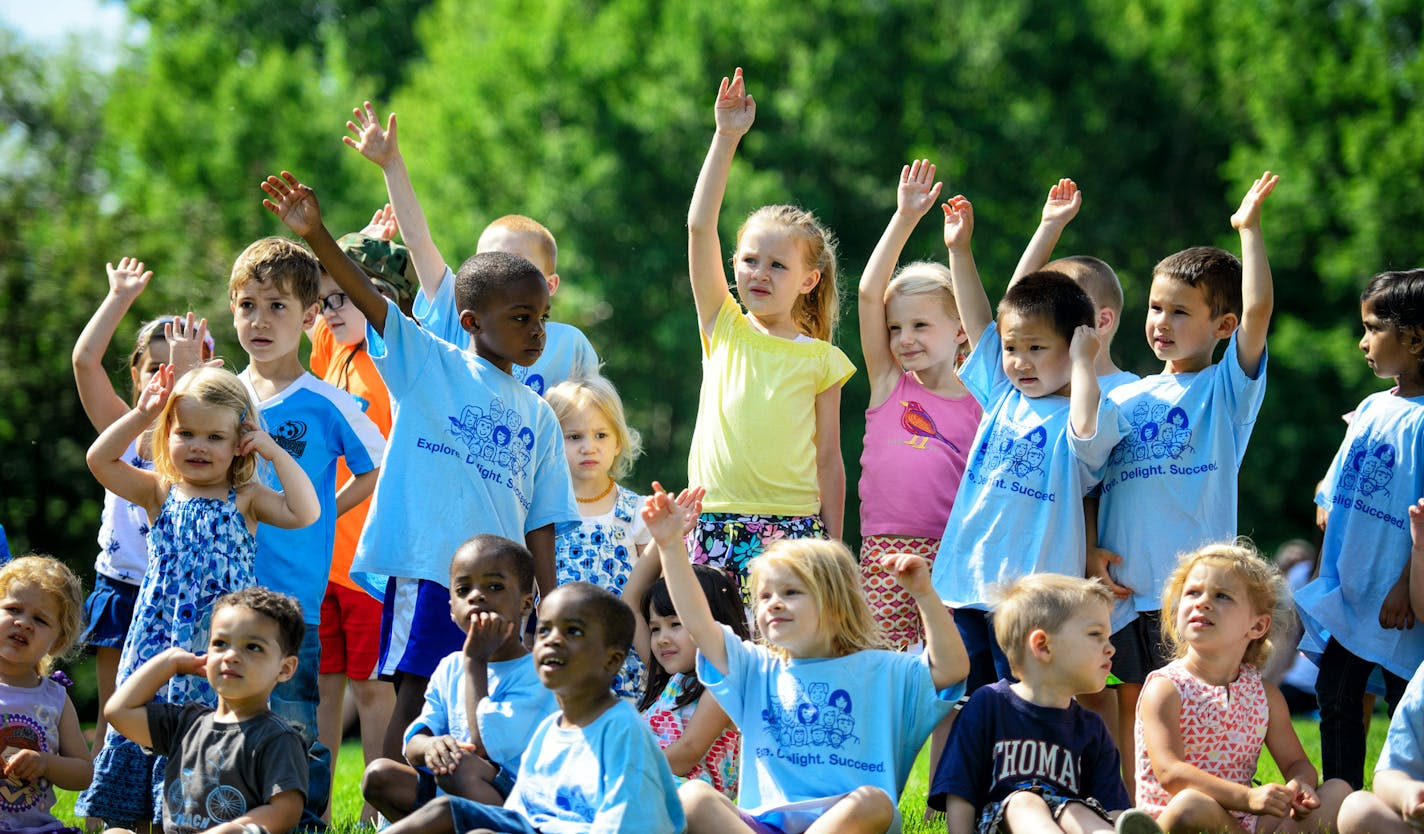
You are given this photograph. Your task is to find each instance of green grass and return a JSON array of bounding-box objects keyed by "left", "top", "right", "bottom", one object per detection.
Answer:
[{"left": 53, "top": 715, "right": 1387, "bottom": 833}]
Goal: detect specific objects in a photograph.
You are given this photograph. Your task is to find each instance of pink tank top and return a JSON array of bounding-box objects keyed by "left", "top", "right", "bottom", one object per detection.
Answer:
[
  {"left": 859, "top": 373, "right": 980, "bottom": 538},
  {"left": 1135, "top": 660, "right": 1269, "bottom": 833}
]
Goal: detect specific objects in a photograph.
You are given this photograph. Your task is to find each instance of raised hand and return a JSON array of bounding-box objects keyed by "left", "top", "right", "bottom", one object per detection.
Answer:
[
  {"left": 165, "top": 312, "right": 219, "bottom": 377},
  {"left": 343, "top": 102, "right": 400, "bottom": 167},
  {"left": 359, "top": 203, "right": 400, "bottom": 241},
  {"left": 135, "top": 364, "right": 175, "bottom": 419},
  {"left": 942, "top": 195, "right": 975, "bottom": 251},
  {"left": 237, "top": 422, "right": 281, "bottom": 462},
  {"left": 462, "top": 611, "right": 513, "bottom": 664},
  {"left": 671, "top": 485, "right": 706, "bottom": 536},
  {"left": 713, "top": 68, "right": 755, "bottom": 138},
  {"left": 1230, "top": 170, "right": 1279, "bottom": 232},
  {"left": 879, "top": 553, "right": 933, "bottom": 596},
  {"left": 172, "top": 650, "right": 208, "bottom": 676},
  {"left": 106, "top": 257, "right": 153, "bottom": 300},
  {"left": 1041, "top": 178, "right": 1082, "bottom": 226},
  {"left": 643, "top": 481, "right": 699, "bottom": 546},
  {"left": 896, "top": 159, "right": 943, "bottom": 219},
  {"left": 261, "top": 171, "right": 322, "bottom": 238},
  {"left": 1070, "top": 323, "right": 1101, "bottom": 367}
]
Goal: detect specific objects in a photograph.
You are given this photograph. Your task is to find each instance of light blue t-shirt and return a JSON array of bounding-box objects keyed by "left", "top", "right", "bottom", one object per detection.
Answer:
[
  {"left": 350, "top": 300, "right": 580, "bottom": 597},
  {"left": 930, "top": 323, "right": 1120, "bottom": 609},
  {"left": 1297, "top": 390, "right": 1424, "bottom": 679},
  {"left": 1380, "top": 660, "right": 1424, "bottom": 776},
  {"left": 698, "top": 625, "right": 961, "bottom": 833},
  {"left": 414, "top": 268, "right": 599, "bottom": 395},
  {"left": 1098, "top": 370, "right": 1140, "bottom": 395},
  {"left": 240, "top": 371, "right": 384, "bottom": 623},
  {"left": 406, "top": 650, "right": 558, "bottom": 777},
  {"left": 1097, "top": 331, "right": 1268, "bottom": 631},
  {"left": 505, "top": 700, "right": 684, "bottom": 834}
]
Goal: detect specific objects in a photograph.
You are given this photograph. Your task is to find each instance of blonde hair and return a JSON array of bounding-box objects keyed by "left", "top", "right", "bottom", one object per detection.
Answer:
[
  {"left": 1044, "top": 256, "right": 1124, "bottom": 318},
  {"left": 151, "top": 367, "right": 259, "bottom": 488},
  {"left": 992, "top": 574, "right": 1113, "bottom": 672},
  {"left": 544, "top": 376, "right": 643, "bottom": 480},
  {"left": 0, "top": 556, "right": 85, "bottom": 674},
  {"left": 1160, "top": 541, "right": 1293, "bottom": 668},
  {"left": 737, "top": 205, "right": 840, "bottom": 342},
  {"left": 482, "top": 215, "right": 558, "bottom": 276},
  {"left": 228, "top": 236, "right": 320, "bottom": 309},
  {"left": 885, "top": 261, "right": 960, "bottom": 320},
  {"left": 748, "top": 539, "right": 881, "bottom": 658}
]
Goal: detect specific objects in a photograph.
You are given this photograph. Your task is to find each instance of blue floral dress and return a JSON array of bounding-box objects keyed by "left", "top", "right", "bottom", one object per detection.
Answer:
[
  {"left": 76, "top": 487, "right": 257, "bottom": 825},
  {"left": 555, "top": 485, "right": 648, "bottom": 700}
]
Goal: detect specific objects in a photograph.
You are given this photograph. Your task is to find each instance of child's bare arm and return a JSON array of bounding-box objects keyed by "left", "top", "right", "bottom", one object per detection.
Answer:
[
  {"left": 814, "top": 386, "right": 845, "bottom": 540},
  {"left": 1262, "top": 682, "right": 1326, "bottom": 819},
  {"left": 643, "top": 483, "right": 727, "bottom": 673},
  {"left": 1373, "top": 769, "right": 1424, "bottom": 827},
  {"left": 105, "top": 647, "right": 206, "bottom": 748},
  {"left": 239, "top": 426, "right": 320, "bottom": 529},
  {"left": 1230, "top": 171, "right": 1279, "bottom": 377},
  {"left": 942, "top": 196, "right": 993, "bottom": 348},
  {"left": 1011, "top": 178, "right": 1082, "bottom": 285},
  {"left": 3, "top": 696, "right": 91, "bottom": 790},
  {"left": 86, "top": 365, "right": 172, "bottom": 516},
  {"left": 946, "top": 795, "right": 977, "bottom": 834},
  {"left": 262, "top": 171, "right": 390, "bottom": 335},
  {"left": 1068, "top": 324, "right": 1102, "bottom": 439},
  {"left": 688, "top": 69, "right": 754, "bottom": 336},
  {"left": 859, "top": 161, "right": 944, "bottom": 397},
  {"left": 203, "top": 790, "right": 304, "bottom": 834},
  {"left": 74, "top": 257, "right": 154, "bottom": 432},
  {"left": 525, "top": 524, "right": 556, "bottom": 603},
  {"left": 461, "top": 610, "right": 514, "bottom": 760},
  {"left": 344, "top": 103, "right": 447, "bottom": 300},
  {"left": 881, "top": 553, "right": 968, "bottom": 689},
  {"left": 661, "top": 695, "right": 732, "bottom": 777},
  {"left": 1083, "top": 496, "right": 1131, "bottom": 599},
  {"left": 625, "top": 540, "right": 663, "bottom": 668},
  {"left": 405, "top": 732, "right": 466, "bottom": 773},
  {"left": 334, "top": 469, "right": 380, "bottom": 517}
]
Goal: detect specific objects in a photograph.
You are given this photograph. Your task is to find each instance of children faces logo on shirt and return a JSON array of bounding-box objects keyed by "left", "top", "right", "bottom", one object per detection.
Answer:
[
  {"left": 1339, "top": 435, "right": 1396, "bottom": 499},
  {"left": 965, "top": 422, "right": 1057, "bottom": 503},
  {"left": 413, "top": 397, "right": 535, "bottom": 507},
  {"left": 1109, "top": 403, "right": 1195, "bottom": 467},
  {"left": 762, "top": 681, "right": 858, "bottom": 750}
]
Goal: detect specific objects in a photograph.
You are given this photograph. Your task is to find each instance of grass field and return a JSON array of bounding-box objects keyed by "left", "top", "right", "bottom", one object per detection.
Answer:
[{"left": 50, "top": 714, "right": 1388, "bottom": 833}]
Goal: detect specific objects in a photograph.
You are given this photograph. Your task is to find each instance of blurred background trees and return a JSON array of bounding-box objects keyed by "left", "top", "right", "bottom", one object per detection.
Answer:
[{"left": 5, "top": 0, "right": 1420, "bottom": 575}]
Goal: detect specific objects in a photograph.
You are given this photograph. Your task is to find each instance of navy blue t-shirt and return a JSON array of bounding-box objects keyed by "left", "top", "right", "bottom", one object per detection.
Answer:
[{"left": 928, "top": 679, "right": 1130, "bottom": 813}]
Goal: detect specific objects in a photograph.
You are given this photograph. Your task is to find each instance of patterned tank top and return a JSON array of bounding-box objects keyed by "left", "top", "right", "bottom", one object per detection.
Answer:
[{"left": 643, "top": 674, "right": 740, "bottom": 798}]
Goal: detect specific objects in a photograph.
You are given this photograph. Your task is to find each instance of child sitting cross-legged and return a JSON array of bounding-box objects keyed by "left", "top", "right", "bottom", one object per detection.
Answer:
[
  {"left": 102, "top": 587, "right": 309, "bottom": 834},
  {"left": 383, "top": 581, "right": 685, "bottom": 834},
  {"left": 928, "top": 574, "right": 1161, "bottom": 834},
  {"left": 361, "top": 534, "right": 557, "bottom": 821}
]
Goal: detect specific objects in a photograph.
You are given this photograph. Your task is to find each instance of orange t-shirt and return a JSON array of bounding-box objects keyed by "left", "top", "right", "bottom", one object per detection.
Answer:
[{"left": 309, "top": 319, "right": 392, "bottom": 591}]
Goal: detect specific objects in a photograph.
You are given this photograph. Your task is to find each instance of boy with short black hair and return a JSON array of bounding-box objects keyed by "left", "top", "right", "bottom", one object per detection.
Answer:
[
  {"left": 929, "top": 575, "right": 1160, "bottom": 834},
  {"left": 383, "top": 582, "right": 685, "bottom": 834},
  {"left": 105, "top": 587, "right": 310, "bottom": 834},
  {"left": 262, "top": 171, "right": 579, "bottom": 764},
  {"left": 361, "top": 534, "right": 558, "bottom": 820}
]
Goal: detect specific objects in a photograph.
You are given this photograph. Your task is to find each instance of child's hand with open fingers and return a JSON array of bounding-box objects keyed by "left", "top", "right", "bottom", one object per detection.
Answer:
[
  {"left": 165, "top": 313, "right": 220, "bottom": 378},
  {"left": 359, "top": 203, "right": 400, "bottom": 241},
  {"left": 942, "top": 196, "right": 975, "bottom": 252},
  {"left": 261, "top": 171, "right": 323, "bottom": 238},
  {"left": 423, "top": 734, "right": 465, "bottom": 776},
  {"left": 642, "top": 482, "right": 698, "bottom": 548},
  {"left": 713, "top": 68, "right": 755, "bottom": 138},
  {"left": 896, "top": 159, "right": 943, "bottom": 219},
  {"left": 1230, "top": 170, "right": 1279, "bottom": 232},
  {"left": 135, "top": 364, "right": 175, "bottom": 419},
  {"left": 879, "top": 553, "right": 933, "bottom": 596},
  {"left": 670, "top": 485, "right": 706, "bottom": 536},
  {"left": 344, "top": 102, "right": 401, "bottom": 168},
  {"left": 1040, "top": 178, "right": 1082, "bottom": 226},
  {"left": 462, "top": 611, "right": 513, "bottom": 664},
  {"left": 106, "top": 257, "right": 153, "bottom": 301}
]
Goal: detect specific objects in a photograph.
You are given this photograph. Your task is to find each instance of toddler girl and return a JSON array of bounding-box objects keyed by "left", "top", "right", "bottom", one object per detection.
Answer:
[
  {"left": 646, "top": 486, "right": 967, "bottom": 834},
  {"left": 1296, "top": 268, "right": 1424, "bottom": 788},
  {"left": 0, "top": 555, "right": 91, "bottom": 834},
  {"left": 685, "top": 68, "right": 856, "bottom": 594},
  {"left": 76, "top": 365, "right": 319, "bottom": 827},
  {"left": 636, "top": 566, "right": 746, "bottom": 798},
  {"left": 857, "top": 160, "right": 979, "bottom": 651},
  {"left": 1136, "top": 543, "right": 1351, "bottom": 834},
  {"left": 547, "top": 375, "right": 651, "bottom": 698},
  {"left": 72, "top": 257, "right": 214, "bottom": 758}
]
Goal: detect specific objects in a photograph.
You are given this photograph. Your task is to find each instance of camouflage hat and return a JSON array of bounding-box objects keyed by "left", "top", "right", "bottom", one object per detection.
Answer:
[{"left": 337, "top": 233, "right": 415, "bottom": 305}]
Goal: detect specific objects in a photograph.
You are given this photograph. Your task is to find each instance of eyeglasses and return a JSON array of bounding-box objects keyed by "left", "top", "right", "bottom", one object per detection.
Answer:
[{"left": 321, "top": 292, "right": 349, "bottom": 312}]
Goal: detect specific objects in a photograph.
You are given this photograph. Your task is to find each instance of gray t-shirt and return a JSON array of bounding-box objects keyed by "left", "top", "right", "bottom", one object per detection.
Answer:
[{"left": 147, "top": 703, "right": 307, "bottom": 834}]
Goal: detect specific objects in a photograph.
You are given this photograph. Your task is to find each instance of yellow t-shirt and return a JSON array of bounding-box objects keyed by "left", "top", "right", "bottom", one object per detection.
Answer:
[{"left": 688, "top": 296, "right": 856, "bottom": 515}]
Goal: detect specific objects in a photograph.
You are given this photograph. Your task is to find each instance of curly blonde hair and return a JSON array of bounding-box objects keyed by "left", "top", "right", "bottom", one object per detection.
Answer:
[
  {"left": 0, "top": 556, "right": 85, "bottom": 673},
  {"left": 736, "top": 205, "right": 841, "bottom": 342},
  {"left": 748, "top": 539, "right": 882, "bottom": 659},
  {"left": 544, "top": 376, "right": 642, "bottom": 480},
  {"left": 1160, "top": 540, "right": 1293, "bottom": 668},
  {"left": 151, "top": 367, "right": 259, "bottom": 488}
]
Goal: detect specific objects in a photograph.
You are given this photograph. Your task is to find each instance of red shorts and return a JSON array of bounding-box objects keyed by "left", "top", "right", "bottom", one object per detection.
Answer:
[{"left": 318, "top": 581, "right": 383, "bottom": 679}]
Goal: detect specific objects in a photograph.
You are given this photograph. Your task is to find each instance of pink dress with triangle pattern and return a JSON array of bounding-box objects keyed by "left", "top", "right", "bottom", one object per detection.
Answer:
[{"left": 1135, "top": 659, "right": 1269, "bottom": 833}]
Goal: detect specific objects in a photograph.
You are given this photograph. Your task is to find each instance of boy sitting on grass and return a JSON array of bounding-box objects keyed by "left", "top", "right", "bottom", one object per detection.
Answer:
[{"left": 103, "top": 588, "right": 308, "bottom": 834}]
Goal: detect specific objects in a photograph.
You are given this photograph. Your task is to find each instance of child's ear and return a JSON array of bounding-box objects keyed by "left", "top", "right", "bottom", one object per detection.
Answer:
[
  {"left": 799, "top": 269, "right": 821, "bottom": 295},
  {"left": 545, "top": 273, "right": 561, "bottom": 297},
  {"left": 1097, "top": 306, "right": 1116, "bottom": 336},
  {"left": 1247, "top": 613, "right": 1271, "bottom": 641},
  {"left": 1027, "top": 628, "right": 1051, "bottom": 662},
  {"left": 520, "top": 592, "right": 535, "bottom": 617},
  {"left": 277, "top": 654, "right": 299, "bottom": 683},
  {"left": 302, "top": 303, "right": 319, "bottom": 331},
  {"left": 1213, "top": 311, "right": 1240, "bottom": 339},
  {"left": 459, "top": 309, "right": 480, "bottom": 335},
  {"left": 604, "top": 646, "right": 627, "bottom": 673},
  {"left": 1402, "top": 325, "right": 1424, "bottom": 356}
]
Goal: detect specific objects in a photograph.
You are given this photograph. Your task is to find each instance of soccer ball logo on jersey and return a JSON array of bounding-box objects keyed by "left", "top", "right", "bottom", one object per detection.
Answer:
[
  {"left": 978, "top": 424, "right": 1048, "bottom": 479},
  {"left": 1339, "top": 435, "right": 1395, "bottom": 499},
  {"left": 1108, "top": 403, "right": 1195, "bottom": 466},
  {"left": 270, "top": 419, "right": 308, "bottom": 460},
  {"left": 762, "top": 681, "right": 858, "bottom": 749}
]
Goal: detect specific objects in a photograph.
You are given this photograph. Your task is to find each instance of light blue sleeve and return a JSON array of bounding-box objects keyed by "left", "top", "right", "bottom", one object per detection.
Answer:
[
  {"left": 406, "top": 653, "right": 460, "bottom": 743},
  {"left": 411, "top": 265, "right": 466, "bottom": 346},
  {"left": 367, "top": 298, "right": 437, "bottom": 394},
  {"left": 478, "top": 661, "right": 558, "bottom": 774},
  {"left": 695, "top": 625, "right": 752, "bottom": 727},
  {"left": 569, "top": 326, "right": 600, "bottom": 380},
  {"left": 1380, "top": 663, "right": 1424, "bottom": 776},
  {"left": 1070, "top": 397, "right": 1129, "bottom": 477},
  {"left": 959, "top": 322, "right": 1011, "bottom": 407},
  {"left": 591, "top": 711, "right": 685, "bottom": 834},
  {"left": 1220, "top": 330, "right": 1269, "bottom": 460}
]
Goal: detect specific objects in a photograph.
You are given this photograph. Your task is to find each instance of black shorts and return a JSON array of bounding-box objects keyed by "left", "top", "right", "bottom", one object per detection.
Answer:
[{"left": 1109, "top": 611, "right": 1170, "bottom": 685}]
